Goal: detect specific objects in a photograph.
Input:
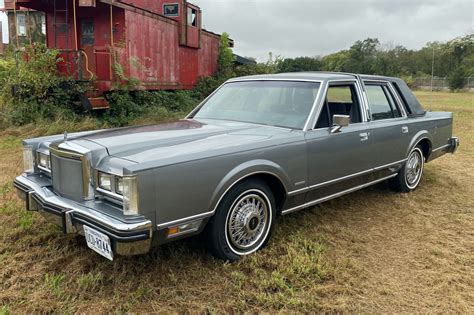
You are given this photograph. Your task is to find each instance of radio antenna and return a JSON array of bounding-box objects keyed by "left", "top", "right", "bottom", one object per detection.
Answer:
[{"left": 429, "top": 46, "right": 435, "bottom": 112}]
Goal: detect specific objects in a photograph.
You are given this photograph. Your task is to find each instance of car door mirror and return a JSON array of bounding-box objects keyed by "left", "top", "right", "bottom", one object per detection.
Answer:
[{"left": 331, "top": 115, "right": 350, "bottom": 133}]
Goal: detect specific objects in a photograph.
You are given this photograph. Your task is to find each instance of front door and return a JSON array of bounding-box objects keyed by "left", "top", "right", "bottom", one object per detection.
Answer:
[{"left": 304, "top": 81, "right": 372, "bottom": 203}]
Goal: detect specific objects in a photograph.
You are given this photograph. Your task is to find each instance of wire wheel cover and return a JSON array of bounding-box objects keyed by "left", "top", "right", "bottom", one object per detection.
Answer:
[
  {"left": 406, "top": 150, "right": 422, "bottom": 186},
  {"left": 227, "top": 193, "right": 269, "bottom": 250}
]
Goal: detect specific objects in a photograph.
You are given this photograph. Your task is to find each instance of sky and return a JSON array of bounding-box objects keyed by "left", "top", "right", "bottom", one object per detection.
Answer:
[
  {"left": 196, "top": 0, "right": 473, "bottom": 61},
  {"left": 0, "top": 0, "right": 472, "bottom": 60}
]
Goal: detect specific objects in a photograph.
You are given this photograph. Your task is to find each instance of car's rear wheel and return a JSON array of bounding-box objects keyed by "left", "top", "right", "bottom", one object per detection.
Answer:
[
  {"left": 390, "top": 145, "right": 425, "bottom": 192},
  {"left": 206, "top": 179, "right": 276, "bottom": 261}
]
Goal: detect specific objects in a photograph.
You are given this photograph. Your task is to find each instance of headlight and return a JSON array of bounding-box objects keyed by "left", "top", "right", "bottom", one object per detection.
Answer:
[
  {"left": 123, "top": 176, "right": 139, "bottom": 216},
  {"left": 37, "top": 152, "right": 51, "bottom": 170},
  {"left": 115, "top": 176, "right": 123, "bottom": 195},
  {"left": 98, "top": 172, "right": 112, "bottom": 191},
  {"left": 22, "top": 146, "right": 34, "bottom": 173}
]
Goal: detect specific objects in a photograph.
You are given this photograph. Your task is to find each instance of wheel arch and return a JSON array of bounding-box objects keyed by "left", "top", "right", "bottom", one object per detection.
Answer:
[
  {"left": 407, "top": 131, "right": 433, "bottom": 161},
  {"left": 209, "top": 160, "right": 290, "bottom": 216}
]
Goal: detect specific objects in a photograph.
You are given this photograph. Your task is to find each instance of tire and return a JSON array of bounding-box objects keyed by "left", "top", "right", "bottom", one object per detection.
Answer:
[
  {"left": 389, "top": 145, "right": 425, "bottom": 192},
  {"left": 206, "top": 179, "right": 276, "bottom": 261}
]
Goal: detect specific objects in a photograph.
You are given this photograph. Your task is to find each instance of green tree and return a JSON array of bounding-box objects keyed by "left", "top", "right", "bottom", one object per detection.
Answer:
[
  {"left": 344, "top": 38, "right": 380, "bottom": 74},
  {"left": 321, "top": 50, "right": 349, "bottom": 72},
  {"left": 277, "top": 56, "right": 322, "bottom": 73},
  {"left": 217, "top": 32, "right": 234, "bottom": 78}
]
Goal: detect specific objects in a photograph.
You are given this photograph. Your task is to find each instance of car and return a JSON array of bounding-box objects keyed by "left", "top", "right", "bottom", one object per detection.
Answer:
[{"left": 14, "top": 72, "right": 459, "bottom": 261}]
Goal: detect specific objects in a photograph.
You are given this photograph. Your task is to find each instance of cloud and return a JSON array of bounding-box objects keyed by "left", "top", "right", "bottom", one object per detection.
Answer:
[
  {"left": 197, "top": 0, "right": 473, "bottom": 61},
  {"left": 0, "top": 0, "right": 471, "bottom": 57}
]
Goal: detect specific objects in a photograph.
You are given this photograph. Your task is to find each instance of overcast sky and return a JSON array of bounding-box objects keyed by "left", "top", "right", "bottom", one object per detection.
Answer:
[
  {"left": 197, "top": 0, "right": 473, "bottom": 61},
  {"left": 1, "top": 0, "right": 472, "bottom": 60}
]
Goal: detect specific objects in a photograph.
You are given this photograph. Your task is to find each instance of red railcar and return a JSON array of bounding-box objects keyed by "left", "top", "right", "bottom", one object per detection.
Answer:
[{"left": 4, "top": 0, "right": 231, "bottom": 109}]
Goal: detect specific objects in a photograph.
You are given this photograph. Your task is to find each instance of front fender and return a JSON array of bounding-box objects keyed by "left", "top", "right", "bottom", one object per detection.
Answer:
[{"left": 209, "top": 159, "right": 291, "bottom": 212}]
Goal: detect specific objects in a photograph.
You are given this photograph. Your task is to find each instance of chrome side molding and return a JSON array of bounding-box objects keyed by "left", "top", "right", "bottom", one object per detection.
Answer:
[{"left": 282, "top": 173, "right": 398, "bottom": 215}]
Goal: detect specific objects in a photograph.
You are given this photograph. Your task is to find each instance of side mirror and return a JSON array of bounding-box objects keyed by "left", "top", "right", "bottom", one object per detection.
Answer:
[{"left": 330, "top": 115, "right": 350, "bottom": 133}]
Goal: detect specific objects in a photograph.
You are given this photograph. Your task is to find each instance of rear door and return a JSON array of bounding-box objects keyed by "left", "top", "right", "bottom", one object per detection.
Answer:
[{"left": 363, "top": 81, "right": 412, "bottom": 168}]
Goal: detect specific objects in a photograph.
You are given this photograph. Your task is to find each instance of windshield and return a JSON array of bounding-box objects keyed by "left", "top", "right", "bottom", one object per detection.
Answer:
[{"left": 193, "top": 81, "right": 321, "bottom": 129}]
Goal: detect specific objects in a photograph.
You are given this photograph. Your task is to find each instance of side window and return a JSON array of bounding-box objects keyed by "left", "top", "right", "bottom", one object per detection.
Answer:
[
  {"left": 365, "top": 84, "right": 401, "bottom": 120},
  {"left": 315, "top": 83, "right": 361, "bottom": 129},
  {"left": 16, "top": 13, "right": 26, "bottom": 36},
  {"left": 163, "top": 4, "right": 180, "bottom": 17},
  {"left": 187, "top": 7, "right": 198, "bottom": 27},
  {"left": 81, "top": 19, "right": 94, "bottom": 45}
]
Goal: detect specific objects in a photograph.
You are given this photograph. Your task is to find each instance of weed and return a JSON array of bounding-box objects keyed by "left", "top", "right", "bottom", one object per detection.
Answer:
[
  {"left": 0, "top": 136, "right": 20, "bottom": 150},
  {"left": 17, "top": 211, "right": 34, "bottom": 229},
  {"left": 44, "top": 273, "right": 65, "bottom": 298},
  {"left": 76, "top": 271, "right": 103, "bottom": 290},
  {"left": 0, "top": 306, "right": 9, "bottom": 315}
]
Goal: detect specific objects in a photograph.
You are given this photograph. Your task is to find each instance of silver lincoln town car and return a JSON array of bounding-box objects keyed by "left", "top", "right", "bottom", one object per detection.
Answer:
[{"left": 14, "top": 72, "right": 459, "bottom": 261}]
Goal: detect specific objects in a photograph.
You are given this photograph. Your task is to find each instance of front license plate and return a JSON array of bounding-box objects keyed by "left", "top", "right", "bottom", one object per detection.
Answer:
[{"left": 83, "top": 225, "right": 114, "bottom": 261}]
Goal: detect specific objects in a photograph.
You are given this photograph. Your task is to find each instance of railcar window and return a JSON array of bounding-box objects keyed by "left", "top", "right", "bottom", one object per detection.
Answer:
[
  {"left": 81, "top": 19, "right": 94, "bottom": 46},
  {"left": 16, "top": 13, "right": 26, "bottom": 36},
  {"left": 163, "top": 4, "right": 179, "bottom": 17},
  {"left": 188, "top": 7, "right": 198, "bottom": 27}
]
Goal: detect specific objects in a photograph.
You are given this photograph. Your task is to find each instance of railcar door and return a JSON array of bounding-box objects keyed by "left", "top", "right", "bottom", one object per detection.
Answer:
[{"left": 78, "top": 17, "right": 99, "bottom": 80}]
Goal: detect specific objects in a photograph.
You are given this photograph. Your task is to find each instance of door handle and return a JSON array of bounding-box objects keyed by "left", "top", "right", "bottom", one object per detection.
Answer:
[
  {"left": 359, "top": 132, "right": 369, "bottom": 141},
  {"left": 402, "top": 126, "right": 409, "bottom": 134}
]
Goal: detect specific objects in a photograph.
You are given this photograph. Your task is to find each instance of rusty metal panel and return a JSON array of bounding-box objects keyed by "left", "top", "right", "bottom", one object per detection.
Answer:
[
  {"left": 198, "top": 32, "right": 219, "bottom": 78},
  {"left": 178, "top": 47, "right": 198, "bottom": 88},
  {"left": 16, "top": 0, "right": 222, "bottom": 96},
  {"left": 124, "top": 9, "right": 181, "bottom": 89}
]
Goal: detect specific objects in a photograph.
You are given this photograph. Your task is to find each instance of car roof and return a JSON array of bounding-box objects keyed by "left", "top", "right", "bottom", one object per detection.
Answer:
[{"left": 228, "top": 71, "right": 397, "bottom": 82}]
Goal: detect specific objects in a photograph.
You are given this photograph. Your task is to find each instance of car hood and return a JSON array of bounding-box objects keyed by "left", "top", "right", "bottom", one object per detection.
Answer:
[{"left": 78, "top": 119, "right": 292, "bottom": 163}]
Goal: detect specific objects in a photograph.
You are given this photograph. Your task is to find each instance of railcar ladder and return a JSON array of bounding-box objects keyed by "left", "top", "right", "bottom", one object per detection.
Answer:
[{"left": 53, "top": 0, "right": 70, "bottom": 74}]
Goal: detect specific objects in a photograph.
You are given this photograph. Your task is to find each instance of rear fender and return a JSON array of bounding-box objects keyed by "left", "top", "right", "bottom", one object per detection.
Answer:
[{"left": 407, "top": 130, "right": 432, "bottom": 157}]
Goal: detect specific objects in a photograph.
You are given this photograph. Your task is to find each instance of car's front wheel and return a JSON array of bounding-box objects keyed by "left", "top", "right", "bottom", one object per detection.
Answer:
[
  {"left": 390, "top": 145, "right": 425, "bottom": 192},
  {"left": 206, "top": 179, "right": 276, "bottom": 261}
]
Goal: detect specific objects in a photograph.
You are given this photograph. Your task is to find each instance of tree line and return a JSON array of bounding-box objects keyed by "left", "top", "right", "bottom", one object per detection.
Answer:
[{"left": 248, "top": 34, "right": 473, "bottom": 90}]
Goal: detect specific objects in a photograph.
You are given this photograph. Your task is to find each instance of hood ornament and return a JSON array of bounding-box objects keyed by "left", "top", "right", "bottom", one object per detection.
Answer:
[{"left": 64, "top": 131, "right": 68, "bottom": 142}]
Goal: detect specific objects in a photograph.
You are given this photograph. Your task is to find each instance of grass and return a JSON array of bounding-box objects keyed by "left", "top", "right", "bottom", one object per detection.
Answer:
[{"left": 0, "top": 91, "right": 472, "bottom": 312}]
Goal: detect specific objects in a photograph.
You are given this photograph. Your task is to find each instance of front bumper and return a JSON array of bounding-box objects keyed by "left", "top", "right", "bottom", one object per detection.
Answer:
[{"left": 14, "top": 175, "right": 153, "bottom": 256}]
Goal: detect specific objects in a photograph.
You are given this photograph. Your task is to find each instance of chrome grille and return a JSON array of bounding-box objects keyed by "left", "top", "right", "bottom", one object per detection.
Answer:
[{"left": 51, "top": 153, "right": 84, "bottom": 202}]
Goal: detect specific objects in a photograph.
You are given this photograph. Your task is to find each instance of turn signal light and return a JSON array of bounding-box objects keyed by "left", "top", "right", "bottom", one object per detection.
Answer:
[{"left": 167, "top": 220, "right": 202, "bottom": 238}]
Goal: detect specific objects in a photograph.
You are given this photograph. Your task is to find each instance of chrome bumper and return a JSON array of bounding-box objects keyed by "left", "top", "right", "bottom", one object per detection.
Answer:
[
  {"left": 14, "top": 175, "right": 153, "bottom": 256},
  {"left": 449, "top": 137, "right": 459, "bottom": 154}
]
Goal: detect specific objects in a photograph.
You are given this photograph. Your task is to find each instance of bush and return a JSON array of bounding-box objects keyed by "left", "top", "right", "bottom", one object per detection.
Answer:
[
  {"left": 0, "top": 44, "right": 88, "bottom": 127},
  {"left": 102, "top": 90, "right": 199, "bottom": 127},
  {"left": 193, "top": 76, "right": 224, "bottom": 100},
  {"left": 447, "top": 67, "right": 466, "bottom": 91}
]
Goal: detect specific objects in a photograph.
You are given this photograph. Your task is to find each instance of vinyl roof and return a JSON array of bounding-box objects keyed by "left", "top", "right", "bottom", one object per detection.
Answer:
[{"left": 228, "top": 72, "right": 396, "bottom": 82}]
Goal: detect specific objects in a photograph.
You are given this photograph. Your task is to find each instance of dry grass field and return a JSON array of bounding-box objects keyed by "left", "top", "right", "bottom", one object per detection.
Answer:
[{"left": 0, "top": 91, "right": 472, "bottom": 313}]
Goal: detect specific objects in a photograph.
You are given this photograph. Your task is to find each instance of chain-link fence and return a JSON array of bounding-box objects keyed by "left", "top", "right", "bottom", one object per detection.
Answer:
[{"left": 413, "top": 77, "right": 474, "bottom": 90}]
